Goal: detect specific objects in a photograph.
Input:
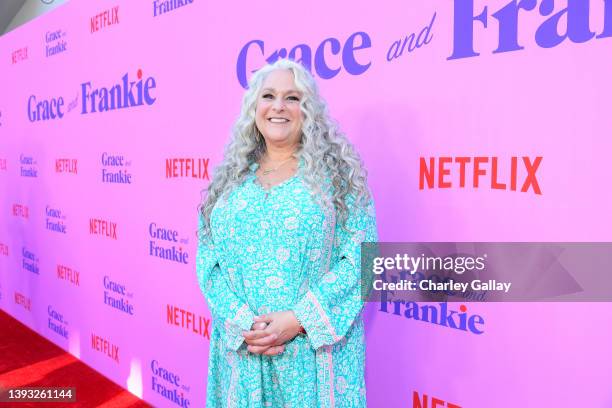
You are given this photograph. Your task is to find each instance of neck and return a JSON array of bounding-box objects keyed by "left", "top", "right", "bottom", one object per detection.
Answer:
[{"left": 263, "top": 142, "right": 298, "bottom": 162}]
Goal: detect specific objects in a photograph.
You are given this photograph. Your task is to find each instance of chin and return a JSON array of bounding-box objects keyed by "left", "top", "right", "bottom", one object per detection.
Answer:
[{"left": 264, "top": 133, "right": 292, "bottom": 143}]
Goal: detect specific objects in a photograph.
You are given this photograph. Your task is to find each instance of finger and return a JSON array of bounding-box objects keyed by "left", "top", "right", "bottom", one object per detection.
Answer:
[
  {"left": 243, "top": 325, "right": 277, "bottom": 340},
  {"left": 243, "top": 329, "right": 271, "bottom": 340},
  {"left": 247, "top": 345, "right": 273, "bottom": 354},
  {"left": 254, "top": 314, "right": 273, "bottom": 323},
  {"left": 262, "top": 345, "right": 285, "bottom": 356},
  {"left": 244, "top": 333, "right": 278, "bottom": 346},
  {"left": 252, "top": 322, "right": 267, "bottom": 330}
]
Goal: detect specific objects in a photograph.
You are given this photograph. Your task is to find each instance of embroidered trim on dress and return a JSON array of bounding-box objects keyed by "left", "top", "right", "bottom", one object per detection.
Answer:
[
  {"left": 225, "top": 304, "right": 253, "bottom": 351},
  {"left": 315, "top": 346, "right": 336, "bottom": 408},
  {"left": 226, "top": 352, "right": 238, "bottom": 408},
  {"left": 318, "top": 201, "right": 336, "bottom": 279},
  {"left": 326, "top": 346, "right": 335, "bottom": 407},
  {"left": 307, "top": 291, "right": 341, "bottom": 343}
]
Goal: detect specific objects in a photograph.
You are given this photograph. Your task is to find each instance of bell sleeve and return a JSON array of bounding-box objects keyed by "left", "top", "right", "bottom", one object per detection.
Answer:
[
  {"left": 196, "top": 214, "right": 255, "bottom": 351},
  {"left": 293, "top": 196, "right": 377, "bottom": 350}
]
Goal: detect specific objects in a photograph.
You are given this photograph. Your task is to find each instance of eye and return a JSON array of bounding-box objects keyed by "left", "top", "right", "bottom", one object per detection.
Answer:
[
  {"left": 262, "top": 93, "right": 274, "bottom": 99},
  {"left": 286, "top": 95, "right": 300, "bottom": 102}
]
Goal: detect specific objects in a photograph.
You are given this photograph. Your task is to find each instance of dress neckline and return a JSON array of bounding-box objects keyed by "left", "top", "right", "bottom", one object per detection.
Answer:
[{"left": 249, "top": 158, "right": 302, "bottom": 193}]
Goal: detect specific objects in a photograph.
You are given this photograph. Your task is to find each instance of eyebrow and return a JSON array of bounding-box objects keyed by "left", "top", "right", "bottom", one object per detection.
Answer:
[{"left": 261, "top": 87, "right": 301, "bottom": 95}]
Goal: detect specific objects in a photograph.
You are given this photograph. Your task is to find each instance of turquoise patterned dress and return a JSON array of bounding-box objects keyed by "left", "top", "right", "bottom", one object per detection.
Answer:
[{"left": 196, "top": 163, "right": 377, "bottom": 407}]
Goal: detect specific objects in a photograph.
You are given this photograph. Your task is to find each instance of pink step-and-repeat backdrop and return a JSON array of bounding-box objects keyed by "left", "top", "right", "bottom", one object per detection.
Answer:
[{"left": 1, "top": 0, "right": 612, "bottom": 406}]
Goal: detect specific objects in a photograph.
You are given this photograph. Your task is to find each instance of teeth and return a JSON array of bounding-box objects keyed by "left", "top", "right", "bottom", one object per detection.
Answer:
[{"left": 269, "top": 118, "right": 289, "bottom": 123}]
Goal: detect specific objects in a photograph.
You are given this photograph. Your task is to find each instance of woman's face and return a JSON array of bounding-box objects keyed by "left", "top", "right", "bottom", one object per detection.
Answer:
[{"left": 255, "top": 69, "right": 303, "bottom": 148}]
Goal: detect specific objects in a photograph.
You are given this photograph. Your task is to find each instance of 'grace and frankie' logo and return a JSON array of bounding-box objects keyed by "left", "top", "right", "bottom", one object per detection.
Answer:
[
  {"left": 20, "top": 154, "right": 38, "bottom": 177},
  {"left": 101, "top": 152, "right": 132, "bottom": 184},
  {"left": 379, "top": 298, "right": 485, "bottom": 335},
  {"left": 236, "top": 0, "right": 611, "bottom": 86},
  {"left": 448, "top": 0, "right": 612, "bottom": 59},
  {"left": 48, "top": 305, "right": 69, "bottom": 339},
  {"left": 46, "top": 205, "right": 68, "bottom": 234},
  {"left": 149, "top": 222, "right": 189, "bottom": 264},
  {"left": 22, "top": 247, "right": 40, "bottom": 275},
  {"left": 27, "top": 69, "right": 156, "bottom": 122},
  {"left": 81, "top": 69, "right": 156, "bottom": 114},
  {"left": 236, "top": 32, "right": 372, "bottom": 88},
  {"left": 150, "top": 359, "right": 191, "bottom": 408},
  {"left": 153, "top": 0, "right": 194, "bottom": 17},
  {"left": 45, "top": 29, "right": 67, "bottom": 58},
  {"left": 103, "top": 275, "right": 134, "bottom": 316}
]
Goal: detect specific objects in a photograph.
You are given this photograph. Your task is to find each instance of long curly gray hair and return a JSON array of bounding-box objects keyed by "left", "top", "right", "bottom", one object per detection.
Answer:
[{"left": 199, "top": 59, "right": 370, "bottom": 236}]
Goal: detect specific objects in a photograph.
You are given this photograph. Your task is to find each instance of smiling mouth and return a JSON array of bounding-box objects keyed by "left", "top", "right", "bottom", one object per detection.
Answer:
[{"left": 268, "top": 118, "right": 289, "bottom": 123}]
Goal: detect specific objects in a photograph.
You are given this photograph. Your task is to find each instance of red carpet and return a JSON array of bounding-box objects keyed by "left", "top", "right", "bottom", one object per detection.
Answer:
[{"left": 0, "top": 309, "right": 151, "bottom": 407}]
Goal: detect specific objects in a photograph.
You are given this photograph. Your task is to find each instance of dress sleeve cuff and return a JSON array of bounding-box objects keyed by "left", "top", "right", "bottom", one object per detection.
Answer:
[
  {"left": 293, "top": 290, "right": 341, "bottom": 350},
  {"left": 224, "top": 304, "right": 255, "bottom": 351}
]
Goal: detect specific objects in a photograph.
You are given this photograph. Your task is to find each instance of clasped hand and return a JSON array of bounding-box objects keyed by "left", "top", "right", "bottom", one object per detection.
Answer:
[{"left": 242, "top": 311, "right": 302, "bottom": 356}]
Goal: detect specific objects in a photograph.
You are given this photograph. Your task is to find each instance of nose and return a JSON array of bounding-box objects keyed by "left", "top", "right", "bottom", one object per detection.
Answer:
[{"left": 272, "top": 98, "right": 285, "bottom": 111}]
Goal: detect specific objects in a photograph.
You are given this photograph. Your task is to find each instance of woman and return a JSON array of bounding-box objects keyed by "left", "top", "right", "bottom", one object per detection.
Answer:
[{"left": 196, "top": 58, "right": 377, "bottom": 407}]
